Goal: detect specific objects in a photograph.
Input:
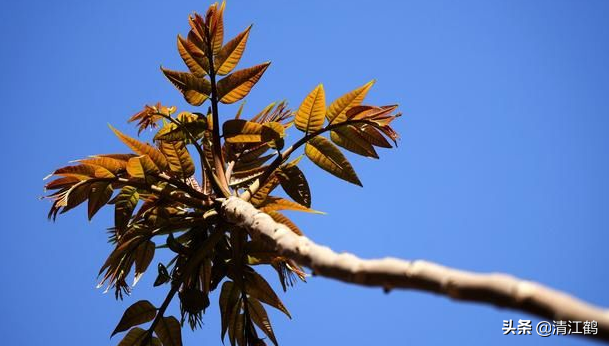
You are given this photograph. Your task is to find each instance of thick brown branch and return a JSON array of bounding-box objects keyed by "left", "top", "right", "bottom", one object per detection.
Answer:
[{"left": 220, "top": 197, "right": 609, "bottom": 343}]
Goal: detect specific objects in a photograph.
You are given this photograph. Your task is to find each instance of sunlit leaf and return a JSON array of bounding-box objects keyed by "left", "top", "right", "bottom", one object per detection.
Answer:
[
  {"left": 159, "top": 141, "right": 195, "bottom": 179},
  {"left": 110, "top": 125, "right": 169, "bottom": 171},
  {"left": 327, "top": 80, "right": 374, "bottom": 124},
  {"left": 112, "top": 301, "right": 157, "bottom": 336},
  {"left": 305, "top": 136, "right": 361, "bottom": 186},
  {"left": 217, "top": 62, "right": 270, "bottom": 104},
  {"left": 177, "top": 35, "right": 209, "bottom": 78},
  {"left": 215, "top": 25, "right": 251, "bottom": 75},
  {"left": 295, "top": 84, "right": 325, "bottom": 133},
  {"left": 223, "top": 119, "right": 283, "bottom": 143},
  {"left": 244, "top": 270, "right": 291, "bottom": 318},
  {"left": 265, "top": 211, "right": 302, "bottom": 235},
  {"left": 161, "top": 68, "right": 211, "bottom": 106},
  {"left": 259, "top": 197, "right": 322, "bottom": 214},
  {"left": 126, "top": 155, "right": 160, "bottom": 179}
]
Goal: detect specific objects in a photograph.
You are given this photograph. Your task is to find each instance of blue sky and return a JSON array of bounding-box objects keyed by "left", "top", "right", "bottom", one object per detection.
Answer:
[{"left": 2, "top": 0, "right": 609, "bottom": 345}]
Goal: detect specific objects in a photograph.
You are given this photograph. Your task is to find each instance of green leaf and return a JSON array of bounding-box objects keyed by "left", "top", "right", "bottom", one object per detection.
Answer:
[
  {"left": 305, "top": 136, "right": 361, "bottom": 186},
  {"left": 295, "top": 84, "right": 325, "bottom": 133},
  {"left": 155, "top": 316, "right": 183, "bottom": 346},
  {"left": 112, "top": 301, "right": 157, "bottom": 336}
]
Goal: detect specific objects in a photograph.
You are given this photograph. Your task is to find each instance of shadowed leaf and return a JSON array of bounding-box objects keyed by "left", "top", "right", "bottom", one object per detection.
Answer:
[
  {"left": 330, "top": 126, "right": 378, "bottom": 159},
  {"left": 277, "top": 164, "right": 311, "bottom": 207},
  {"left": 155, "top": 316, "right": 183, "bottom": 346},
  {"left": 88, "top": 182, "right": 113, "bottom": 220},
  {"left": 248, "top": 298, "right": 278, "bottom": 346},
  {"left": 112, "top": 301, "right": 157, "bottom": 336},
  {"left": 244, "top": 270, "right": 291, "bottom": 318},
  {"left": 110, "top": 125, "right": 168, "bottom": 171},
  {"left": 133, "top": 240, "right": 155, "bottom": 285},
  {"left": 305, "top": 136, "right": 361, "bottom": 186}
]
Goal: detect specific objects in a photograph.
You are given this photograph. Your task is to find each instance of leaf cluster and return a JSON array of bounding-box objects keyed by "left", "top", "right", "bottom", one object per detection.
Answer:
[{"left": 43, "top": 2, "right": 401, "bottom": 346}]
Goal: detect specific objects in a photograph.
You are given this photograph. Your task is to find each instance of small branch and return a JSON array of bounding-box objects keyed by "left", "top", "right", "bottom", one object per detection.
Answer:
[
  {"left": 206, "top": 28, "right": 230, "bottom": 195},
  {"left": 221, "top": 197, "right": 609, "bottom": 343},
  {"left": 240, "top": 119, "right": 375, "bottom": 201}
]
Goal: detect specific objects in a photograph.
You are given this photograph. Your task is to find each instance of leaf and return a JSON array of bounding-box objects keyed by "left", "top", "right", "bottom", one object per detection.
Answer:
[
  {"left": 330, "top": 126, "right": 378, "bottom": 158},
  {"left": 359, "top": 124, "right": 392, "bottom": 148},
  {"left": 113, "top": 186, "right": 139, "bottom": 231},
  {"left": 244, "top": 270, "right": 291, "bottom": 318},
  {"left": 219, "top": 281, "right": 240, "bottom": 341},
  {"left": 159, "top": 141, "right": 195, "bottom": 179},
  {"left": 154, "top": 116, "right": 207, "bottom": 143},
  {"left": 266, "top": 211, "right": 303, "bottom": 235},
  {"left": 327, "top": 80, "right": 374, "bottom": 124},
  {"left": 88, "top": 182, "right": 113, "bottom": 220},
  {"left": 49, "top": 164, "right": 99, "bottom": 179},
  {"left": 305, "top": 136, "right": 361, "bottom": 186},
  {"left": 110, "top": 125, "right": 168, "bottom": 171},
  {"left": 45, "top": 176, "right": 81, "bottom": 190},
  {"left": 155, "top": 316, "right": 183, "bottom": 346},
  {"left": 210, "top": 1, "right": 225, "bottom": 55},
  {"left": 215, "top": 25, "right": 251, "bottom": 75},
  {"left": 126, "top": 156, "right": 160, "bottom": 179},
  {"left": 117, "top": 327, "right": 146, "bottom": 346},
  {"left": 295, "top": 84, "right": 325, "bottom": 133},
  {"left": 247, "top": 299, "right": 278, "bottom": 346},
  {"left": 177, "top": 35, "right": 209, "bottom": 77},
  {"left": 161, "top": 68, "right": 211, "bottom": 106},
  {"left": 217, "top": 62, "right": 270, "bottom": 104},
  {"left": 259, "top": 197, "right": 321, "bottom": 214},
  {"left": 133, "top": 240, "right": 155, "bottom": 285},
  {"left": 112, "top": 301, "right": 157, "bottom": 336},
  {"left": 223, "top": 120, "right": 283, "bottom": 143},
  {"left": 250, "top": 174, "right": 280, "bottom": 207},
  {"left": 78, "top": 156, "right": 127, "bottom": 174},
  {"left": 277, "top": 164, "right": 311, "bottom": 207}
]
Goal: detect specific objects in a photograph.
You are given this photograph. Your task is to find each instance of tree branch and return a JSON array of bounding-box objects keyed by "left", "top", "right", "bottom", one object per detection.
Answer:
[{"left": 220, "top": 196, "right": 609, "bottom": 343}]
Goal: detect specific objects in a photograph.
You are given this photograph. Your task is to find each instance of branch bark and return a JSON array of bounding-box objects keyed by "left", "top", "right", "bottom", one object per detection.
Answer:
[{"left": 220, "top": 197, "right": 609, "bottom": 343}]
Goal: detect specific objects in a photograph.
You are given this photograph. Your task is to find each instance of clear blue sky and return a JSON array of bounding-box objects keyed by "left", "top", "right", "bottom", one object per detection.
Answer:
[{"left": 2, "top": 0, "right": 608, "bottom": 345}]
